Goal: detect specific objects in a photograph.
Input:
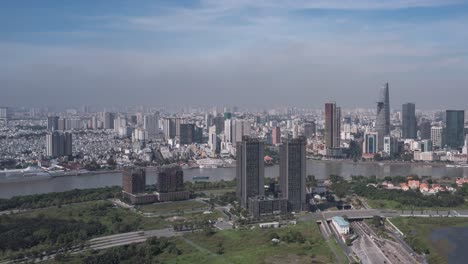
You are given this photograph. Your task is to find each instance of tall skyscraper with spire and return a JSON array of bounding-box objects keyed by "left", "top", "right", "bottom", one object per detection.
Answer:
[{"left": 375, "top": 83, "right": 390, "bottom": 150}]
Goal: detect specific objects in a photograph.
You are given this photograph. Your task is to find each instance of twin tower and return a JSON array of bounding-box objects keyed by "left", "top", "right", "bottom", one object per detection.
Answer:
[{"left": 236, "top": 136, "right": 306, "bottom": 216}]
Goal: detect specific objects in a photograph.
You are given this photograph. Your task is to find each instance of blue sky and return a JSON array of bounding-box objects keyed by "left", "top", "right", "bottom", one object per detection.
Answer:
[{"left": 1, "top": 0, "right": 468, "bottom": 108}]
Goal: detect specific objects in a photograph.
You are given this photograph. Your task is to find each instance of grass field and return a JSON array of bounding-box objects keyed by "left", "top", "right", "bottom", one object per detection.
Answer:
[
  {"left": 391, "top": 217, "right": 468, "bottom": 264},
  {"left": 43, "top": 219, "right": 334, "bottom": 264},
  {"left": 198, "top": 188, "right": 236, "bottom": 197},
  {"left": 166, "top": 221, "right": 335, "bottom": 264},
  {"left": 0, "top": 201, "right": 169, "bottom": 261},
  {"left": 23, "top": 200, "right": 169, "bottom": 230},
  {"left": 138, "top": 200, "right": 210, "bottom": 214},
  {"left": 367, "top": 199, "right": 468, "bottom": 211}
]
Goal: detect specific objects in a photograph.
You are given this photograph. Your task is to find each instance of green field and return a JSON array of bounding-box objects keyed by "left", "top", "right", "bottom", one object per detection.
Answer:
[
  {"left": 138, "top": 200, "right": 210, "bottom": 214},
  {"left": 391, "top": 217, "right": 468, "bottom": 264},
  {"left": 0, "top": 201, "right": 168, "bottom": 261},
  {"left": 198, "top": 188, "right": 236, "bottom": 197},
  {"left": 368, "top": 199, "right": 468, "bottom": 211},
  {"left": 49, "top": 221, "right": 335, "bottom": 264}
]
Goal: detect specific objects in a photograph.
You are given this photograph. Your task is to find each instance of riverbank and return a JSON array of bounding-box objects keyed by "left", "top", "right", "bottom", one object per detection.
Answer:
[
  {"left": 311, "top": 158, "right": 457, "bottom": 168},
  {"left": 0, "top": 169, "right": 121, "bottom": 183}
]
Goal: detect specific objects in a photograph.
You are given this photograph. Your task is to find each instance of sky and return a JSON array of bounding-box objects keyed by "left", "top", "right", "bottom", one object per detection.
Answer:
[{"left": 1, "top": 0, "right": 468, "bottom": 109}]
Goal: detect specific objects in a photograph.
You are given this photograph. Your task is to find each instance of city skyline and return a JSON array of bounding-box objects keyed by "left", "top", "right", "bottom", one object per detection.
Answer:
[{"left": 1, "top": 1, "right": 468, "bottom": 108}]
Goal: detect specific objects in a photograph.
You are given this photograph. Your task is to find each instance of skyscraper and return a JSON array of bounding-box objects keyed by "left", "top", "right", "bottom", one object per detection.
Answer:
[
  {"left": 234, "top": 119, "right": 251, "bottom": 143},
  {"left": 302, "top": 122, "right": 316, "bottom": 138},
  {"left": 208, "top": 125, "right": 218, "bottom": 156},
  {"left": 224, "top": 119, "right": 233, "bottom": 143},
  {"left": 164, "top": 117, "right": 184, "bottom": 139},
  {"left": 103, "top": 112, "right": 116, "bottom": 129},
  {"left": 180, "top": 123, "right": 195, "bottom": 144},
  {"left": 236, "top": 136, "right": 265, "bottom": 208},
  {"left": 445, "top": 110, "right": 465, "bottom": 149},
  {"left": 376, "top": 83, "right": 390, "bottom": 150},
  {"left": 279, "top": 137, "right": 306, "bottom": 212},
  {"left": 431, "top": 126, "right": 445, "bottom": 148},
  {"left": 46, "top": 131, "right": 72, "bottom": 157},
  {"left": 144, "top": 113, "right": 159, "bottom": 139},
  {"left": 272, "top": 126, "right": 281, "bottom": 145},
  {"left": 156, "top": 165, "right": 184, "bottom": 193},
  {"left": 324, "top": 102, "right": 341, "bottom": 149},
  {"left": 419, "top": 120, "right": 431, "bottom": 140},
  {"left": 47, "top": 116, "right": 59, "bottom": 131},
  {"left": 122, "top": 166, "right": 146, "bottom": 195},
  {"left": 363, "top": 132, "right": 378, "bottom": 154},
  {"left": 402, "top": 103, "right": 417, "bottom": 139},
  {"left": 213, "top": 116, "right": 225, "bottom": 134}
]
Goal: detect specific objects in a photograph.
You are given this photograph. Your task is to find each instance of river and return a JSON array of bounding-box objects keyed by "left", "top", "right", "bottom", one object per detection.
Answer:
[
  {"left": 1, "top": 160, "right": 468, "bottom": 198},
  {"left": 430, "top": 226, "right": 468, "bottom": 263}
]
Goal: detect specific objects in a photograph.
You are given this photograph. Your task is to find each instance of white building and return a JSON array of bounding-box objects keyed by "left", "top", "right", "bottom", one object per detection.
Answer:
[
  {"left": 208, "top": 125, "right": 217, "bottom": 157},
  {"left": 331, "top": 216, "right": 349, "bottom": 235},
  {"left": 431, "top": 126, "right": 444, "bottom": 148}
]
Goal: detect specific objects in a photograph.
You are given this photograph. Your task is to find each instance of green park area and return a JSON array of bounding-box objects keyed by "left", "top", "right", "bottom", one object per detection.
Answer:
[
  {"left": 391, "top": 217, "right": 468, "bottom": 264},
  {"left": 137, "top": 199, "right": 209, "bottom": 214},
  {"left": 0, "top": 200, "right": 169, "bottom": 261},
  {"left": 48, "top": 221, "right": 335, "bottom": 264}
]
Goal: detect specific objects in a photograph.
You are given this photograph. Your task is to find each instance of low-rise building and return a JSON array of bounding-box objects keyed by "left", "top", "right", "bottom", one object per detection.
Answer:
[
  {"left": 248, "top": 196, "right": 288, "bottom": 219},
  {"left": 331, "top": 216, "right": 350, "bottom": 235}
]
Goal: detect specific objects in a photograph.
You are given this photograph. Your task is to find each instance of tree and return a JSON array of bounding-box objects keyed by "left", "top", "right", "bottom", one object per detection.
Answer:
[{"left": 216, "top": 242, "right": 224, "bottom": 255}]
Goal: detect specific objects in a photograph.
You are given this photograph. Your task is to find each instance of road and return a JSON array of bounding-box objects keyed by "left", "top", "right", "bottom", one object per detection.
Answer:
[{"left": 351, "top": 221, "right": 391, "bottom": 264}]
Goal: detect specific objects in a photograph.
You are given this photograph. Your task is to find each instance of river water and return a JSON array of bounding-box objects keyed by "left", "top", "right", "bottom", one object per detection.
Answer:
[
  {"left": 430, "top": 226, "right": 468, "bottom": 264},
  {"left": 1, "top": 160, "right": 468, "bottom": 198}
]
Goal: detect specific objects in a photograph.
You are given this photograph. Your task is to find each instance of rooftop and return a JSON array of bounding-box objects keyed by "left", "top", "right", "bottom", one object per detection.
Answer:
[{"left": 332, "top": 216, "right": 349, "bottom": 227}]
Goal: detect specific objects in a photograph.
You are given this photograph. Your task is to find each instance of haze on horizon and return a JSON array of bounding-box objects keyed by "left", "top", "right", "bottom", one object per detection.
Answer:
[{"left": 1, "top": 0, "right": 468, "bottom": 109}]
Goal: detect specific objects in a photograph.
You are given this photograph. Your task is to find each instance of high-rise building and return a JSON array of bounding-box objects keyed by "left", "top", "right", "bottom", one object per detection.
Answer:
[
  {"left": 279, "top": 137, "right": 306, "bottom": 212},
  {"left": 402, "top": 103, "right": 417, "bottom": 139},
  {"left": 47, "top": 116, "right": 59, "bottom": 131},
  {"left": 463, "top": 135, "right": 468, "bottom": 155},
  {"left": 383, "top": 136, "right": 398, "bottom": 156},
  {"left": 224, "top": 119, "right": 233, "bottom": 143},
  {"left": 376, "top": 83, "right": 390, "bottom": 149},
  {"left": 144, "top": 113, "right": 159, "bottom": 139},
  {"left": 234, "top": 119, "right": 251, "bottom": 143},
  {"left": 103, "top": 112, "right": 116, "bottom": 129},
  {"left": 325, "top": 102, "right": 341, "bottom": 149},
  {"left": 205, "top": 113, "right": 213, "bottom": 128},
  {"left": 236, "top": 136, "right": 265, "bottom": 208},
  {"left": 156, "top": 165, "right": 184, "bottom": 193},
  {"left": 224, "top": 112, "right": 232, "bottom": 120},
  {"left": 0, "top": 107, "right": 8, "bottom": 121},
  {"left": 180, "top": 124, "right": 195, "bottom": 144},
  {"left": 194, "top": 126, "right": 203, "bottom": 144},
  {"left": 431, "top": 126, "right": 445, "bottom": 148},
  {"left": 445, "top": 110, "right": 465, "bottom": 149},
  {"left": 302, "top": 122, "right": 316, "bottom": 138},
  {"left": 419, "top": 120, "right": 431, "bottom": 140},
  {"left": 363, "top": 132, "right": 378, "bottom": 154},
  {"left": 213, "top": 116, "right": 225, "bottom": 134},
  {"left": 272, "top": 126, "right": 281, "bottom": 145},
  {"left": 122, "top": 167, "right": 146, "bottom": 194},
  {"left": 164, "top": 117, "right": 184, "bottom": 139},
  {"left": 46, "top": 131, "right": 72, "bottom": 157},
  {"left": 58, "top": 118, "right": 66, "bottom": 131},
  {"left": 91, "top": 116, "right": 98, "bottom": 130},
  {"left": 420, "top": 140, "right": 433, "bottom": 152},
  {"left": 292, "top": 124, "right": 299, "bottom": 139},
  {"left": 208, "top": 125, "right": 218, "bottom": 156}
]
